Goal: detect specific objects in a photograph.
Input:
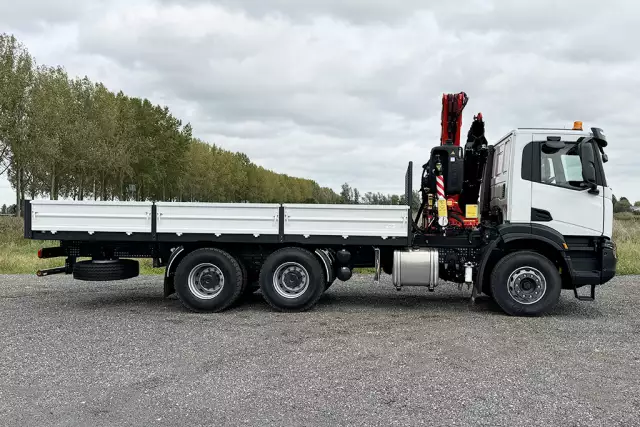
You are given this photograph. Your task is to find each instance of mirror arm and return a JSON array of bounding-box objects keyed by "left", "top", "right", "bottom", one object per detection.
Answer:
[
  {"left": 579, "top": 181, "right": 600, "bottom": 195},
  {"left": 598, "top": 145, "right": 608, "bottom": 163}
]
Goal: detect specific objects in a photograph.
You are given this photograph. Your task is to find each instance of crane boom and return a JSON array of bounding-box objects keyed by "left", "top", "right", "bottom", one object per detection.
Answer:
[{"left": 440, "top": 92, "right": 468, "bottom": 146}]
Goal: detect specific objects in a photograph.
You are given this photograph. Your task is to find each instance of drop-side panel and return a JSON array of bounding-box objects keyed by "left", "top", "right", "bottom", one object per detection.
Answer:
[
  {"left": 283, "top": 204, "right": 409, "bottom": 238},
  {"left": 30, "top": 200, "right": 152, "bottom": 234},
  {"left": 155, "top": 202, "right": 280, "bottom": 236}
]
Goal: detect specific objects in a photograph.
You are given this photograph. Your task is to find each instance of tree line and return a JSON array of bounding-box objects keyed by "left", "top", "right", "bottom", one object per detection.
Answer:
[
  {"left": 0, "top": 33, "right": 415, "bottom": 217},
  {"left": 339, "top": 183, "right": 421, "bottom": 210}
]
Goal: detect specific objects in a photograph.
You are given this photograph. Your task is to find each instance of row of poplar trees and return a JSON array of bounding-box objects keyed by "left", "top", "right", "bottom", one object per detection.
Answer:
[{"left": 1, "top": 34, "right": 346, "bottom": 216}]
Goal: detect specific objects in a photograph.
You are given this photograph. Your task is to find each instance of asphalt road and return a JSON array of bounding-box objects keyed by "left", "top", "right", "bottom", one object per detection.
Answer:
[{"left": 1, "top": 274, "right": 639, "bottom": 427}]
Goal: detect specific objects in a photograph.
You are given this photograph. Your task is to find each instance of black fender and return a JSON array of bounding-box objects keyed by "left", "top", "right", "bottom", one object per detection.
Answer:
[
  {"left": 314, "top": 249, "right": 336, "bottom": 284},
  {"left": 163, "top": 246, "right": 186, "bottom": 297},
  {"left": 475, "top": 223, "right": 571, "bottom": 294}
]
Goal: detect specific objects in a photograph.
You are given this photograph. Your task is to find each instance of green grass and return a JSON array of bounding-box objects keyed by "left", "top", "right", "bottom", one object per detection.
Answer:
[
  {"left": 354, "top": 267, "right": 377, "bottom": 274},
  {"left": 612, "top": 214, "right": 640, "bottom": 275},
  {"left": 2, "top": 215, "right": 640, "bottom": 275}
]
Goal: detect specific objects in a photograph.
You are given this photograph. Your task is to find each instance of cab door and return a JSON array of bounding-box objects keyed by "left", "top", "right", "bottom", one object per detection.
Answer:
[{"left": 530, "top": 138, "right": 604, "bottom": 236}]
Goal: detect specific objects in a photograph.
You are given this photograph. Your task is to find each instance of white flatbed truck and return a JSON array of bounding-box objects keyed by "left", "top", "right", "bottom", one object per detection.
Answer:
[{"left": 24, "top": 95, "right": 617, "bottom": 316}]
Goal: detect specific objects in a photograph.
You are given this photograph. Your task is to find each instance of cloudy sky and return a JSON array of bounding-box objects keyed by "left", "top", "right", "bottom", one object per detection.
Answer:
[{"left": 1, "top": 0, "right": 638, "bottom": 206}]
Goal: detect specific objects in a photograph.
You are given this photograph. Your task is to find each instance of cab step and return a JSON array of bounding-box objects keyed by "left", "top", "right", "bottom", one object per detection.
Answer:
[{"left": 573, "top": 284, "right": 596, "bottom": 301}]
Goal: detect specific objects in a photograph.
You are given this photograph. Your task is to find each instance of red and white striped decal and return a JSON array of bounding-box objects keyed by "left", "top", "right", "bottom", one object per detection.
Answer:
[{"left": 436, "top": 175, "right": 445, "bottom": 199}]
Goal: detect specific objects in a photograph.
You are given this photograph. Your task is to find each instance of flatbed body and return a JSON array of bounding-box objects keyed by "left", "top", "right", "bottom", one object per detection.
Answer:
[{"left": 25, "top": 200, "right": 411, "bottom": 247}]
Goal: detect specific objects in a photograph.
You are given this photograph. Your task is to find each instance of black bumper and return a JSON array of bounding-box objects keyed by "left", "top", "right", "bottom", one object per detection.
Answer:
[
  {"left": 569, "top": 237, "right": 617, "bottom": 287},
  {"left": 600, "top": 239, "right": 617, "bottom": 284}
]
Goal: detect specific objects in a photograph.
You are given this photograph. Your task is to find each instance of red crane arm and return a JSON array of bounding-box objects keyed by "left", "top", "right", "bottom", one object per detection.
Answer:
[{"left": 440, "top": 92, "right": 469, "bottom": 146}]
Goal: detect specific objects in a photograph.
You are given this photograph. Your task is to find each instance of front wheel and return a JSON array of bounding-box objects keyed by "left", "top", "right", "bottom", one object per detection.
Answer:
[{"left": 490, "top": 251, "right": 562, "bottom": 316}]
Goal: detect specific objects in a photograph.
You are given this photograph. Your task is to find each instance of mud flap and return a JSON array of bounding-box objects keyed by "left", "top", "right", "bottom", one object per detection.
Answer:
[{"left": 164, "top": 275, "right": 176, "bottom": 297}]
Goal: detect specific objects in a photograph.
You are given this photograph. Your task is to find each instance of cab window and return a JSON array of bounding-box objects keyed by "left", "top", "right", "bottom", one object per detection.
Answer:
[{"left": 540, "top": 143, "right": 586, "bottom": 190}]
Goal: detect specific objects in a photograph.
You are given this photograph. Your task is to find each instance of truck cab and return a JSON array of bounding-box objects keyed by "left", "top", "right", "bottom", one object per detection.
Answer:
[
  {"left": 481, "top": 124, "right": 616, "bottom": 304},
  {"left": 490, "top": 126, "right": 613, "bottom": 238}
]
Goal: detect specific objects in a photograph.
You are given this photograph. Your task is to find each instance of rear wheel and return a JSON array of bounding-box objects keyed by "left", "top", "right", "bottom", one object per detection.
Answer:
[
  {"left": 174, "top": 248, "right": 243, "bottom": 312},
  {"left": 259, "top": 247, "right": 326, "bottom": 312},
  {"left": 490, "top": 251, "right": 561, "bottom": 316}
]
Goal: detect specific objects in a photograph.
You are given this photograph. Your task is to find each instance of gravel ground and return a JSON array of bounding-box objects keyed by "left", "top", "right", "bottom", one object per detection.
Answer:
[{"left": 1, "top": 274, "right": 639, "bottom": 427}]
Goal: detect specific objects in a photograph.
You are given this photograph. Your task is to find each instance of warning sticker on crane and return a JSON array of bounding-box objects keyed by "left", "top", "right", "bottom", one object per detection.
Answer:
[
  {"left": 437, "top": 199, "right": 448, "bottom": 218},
  {"left": 466, "top": 204, "right": 478, "bottom": 219}
]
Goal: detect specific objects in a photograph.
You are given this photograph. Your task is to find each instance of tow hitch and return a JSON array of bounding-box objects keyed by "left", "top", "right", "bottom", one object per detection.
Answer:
[
  {"left": 36, "top": 266, "right": 68, "bottom": 277},
  {"left": 36, "top": 246, "right": 75, "bottom": 277}
]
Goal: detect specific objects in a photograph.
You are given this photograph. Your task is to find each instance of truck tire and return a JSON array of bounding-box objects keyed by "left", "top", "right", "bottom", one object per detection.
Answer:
[
  {"left": 490, "top": 251, "right": 561, "bottom": 316},
  {"left": 259, "top": 247, "right": 326, "bottom": 312},
  {"left": 174, "top": 248, "right": 243, "bottom": 312},
  {"left": 73, "top": 259, "right": 139, "bottom": 281}
]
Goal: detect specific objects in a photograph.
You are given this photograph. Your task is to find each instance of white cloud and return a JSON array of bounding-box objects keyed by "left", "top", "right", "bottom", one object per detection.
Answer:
[{"left": 1, "top": 0, "right": 639, "bottom": 206}]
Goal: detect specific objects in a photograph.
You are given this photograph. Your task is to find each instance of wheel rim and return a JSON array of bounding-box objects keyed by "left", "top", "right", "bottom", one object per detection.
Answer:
[
  {"left": 272, "top": 262, "right": 309, "bottom": 299},
  {"left": 188, "top": 263, "right": 224, "bottom": 300},
  {"left": 507, "top": 266, "right": 546, "bottom": 305}
]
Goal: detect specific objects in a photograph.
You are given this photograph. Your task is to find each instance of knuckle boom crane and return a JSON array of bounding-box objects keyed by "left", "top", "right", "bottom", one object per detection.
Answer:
[{"left": 416, "top": 92, "right": 489, "bottom": 234}]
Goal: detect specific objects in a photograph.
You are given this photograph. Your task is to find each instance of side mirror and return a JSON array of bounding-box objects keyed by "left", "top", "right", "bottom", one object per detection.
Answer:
[
  {"left": 579, "top": 141, "right": 599, "bottom": 195},
  {"left": 591, "top": 127, "right": 609, "bottom": 163},
  {"left": 591, "top": 127, "right": 608, "bottom": 148}
]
